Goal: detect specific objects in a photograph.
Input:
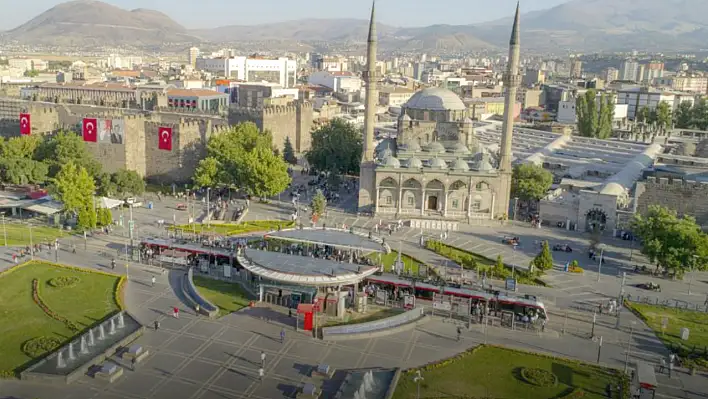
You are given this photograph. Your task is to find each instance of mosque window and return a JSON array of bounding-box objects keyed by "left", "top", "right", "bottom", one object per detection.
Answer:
[
  {"left": 452, "top": 199, "right": 459, "bottom": 208},
  {"left": 385, "top": 196, "right": 392, "bottom": 205},
  {"left": 407, "top": 197, "right": 415, "bottom": 206},
  {"left": 472, "top": 200, "right": 481, "bottom": 211}
]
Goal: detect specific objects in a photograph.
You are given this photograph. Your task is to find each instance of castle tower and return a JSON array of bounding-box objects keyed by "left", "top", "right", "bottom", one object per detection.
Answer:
[
  {"left": 357, "top": 0, "right": 378, "bottom": 212},
  {"left": 496, "top": 2, "right": 521, "bottom": 218}
]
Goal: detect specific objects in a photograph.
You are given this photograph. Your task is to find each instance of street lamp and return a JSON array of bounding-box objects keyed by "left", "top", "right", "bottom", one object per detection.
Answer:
[
  {"left": 1, "top": 213, "right": 7, "bottom": 247},
  {"left": 413, "top": 370, "right": 424, "bottom": 399},
  {"left": 28, "top": 224, "right": 34, "bottom": 260},
  {"left": 624, "top": 321, "right": 637, "bottom": 373},
  {"left": 596, "top": 243, "right": 606, "bottom": 282},
  {"left": 688, "top": 255, "right": 699, "bottom": 295}
]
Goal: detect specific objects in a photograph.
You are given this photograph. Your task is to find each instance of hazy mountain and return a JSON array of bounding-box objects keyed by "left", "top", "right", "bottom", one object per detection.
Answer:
[
  {"left": 3, "top": 0, "right": 708, "bottom": 51},
  {"left": 1, "top": 0, "right": 199, "bottom": 46}
]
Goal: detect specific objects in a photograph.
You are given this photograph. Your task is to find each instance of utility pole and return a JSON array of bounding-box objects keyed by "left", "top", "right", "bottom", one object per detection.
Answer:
[
  {"left": 413, "top": 370, "right": 423, "bottom": 399},
  {"left": 591, "top": 311, "right": 597, "bottom": 338},
  {"left": 596, "top": 336, "right": 603, "bottom": 364},
  {"left": 1, "top": 214, "right": 7, "bottom": 246},
  {"left": 616, "top": 272, "right": 626, "bottom": 329},
  {"left": 596, "top": 244, "right": 606, "bottom": 282},
  {"left": 624, "top": 322, "right": 636, "bottom": 373},
  {"left": 29, "top": 224, "right": 34, "bottom": 260}
]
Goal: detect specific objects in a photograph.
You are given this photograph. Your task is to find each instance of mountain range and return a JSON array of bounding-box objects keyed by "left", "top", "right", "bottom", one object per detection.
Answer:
[{"left": 2, "top": 0, "right": 708, "bottom": 52}]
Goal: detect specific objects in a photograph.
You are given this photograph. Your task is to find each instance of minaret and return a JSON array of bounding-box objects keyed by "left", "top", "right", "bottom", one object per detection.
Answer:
[
  {"left": 362, "top": 0, "right": 377, "bottom": 162},
  {"left": 497, "top": 2, "right": 521, "bottom": 218},
  {"left": 358, "top": 0, "right": 378, "bottom": 212}
]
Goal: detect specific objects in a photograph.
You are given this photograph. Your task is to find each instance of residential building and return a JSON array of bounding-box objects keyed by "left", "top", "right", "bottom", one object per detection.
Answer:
[
  {"left": 604, "top": 67, "right": 619, "bottom": 83},
  {"left": 570, "top": 60, "right": 583, "bottom": 78},
  {"left": 516, "top": 88, "right": 541, "bottom": 109},
  {"left": 233, "top": 82, "right": 299, "bottom": 108},
  {"left": 188, "top": 47, "right": 200, "bottom": 68},
  {"left": 378, "top": 86, "right": 414, "bottom": 107},
  {"left": 620, "top": 59, "right": 639, "bottom": 81},
  {"left": 556, "top": 95, "right": 628, "bottom": 124},
  {"left": 195, "top": 56, "right": 297, "bottom": 88},
  {"left": 656, "top": 73, "right": 708, "bottom": 93},
  {"left": 645, "top": 61, "right": 664, "bottom": 82},
  {"left": 523, "top": 68, "right": 545, "bottom": 86},
  {"left": 615, "top": 86, "right": 695, "bottom": 119}
]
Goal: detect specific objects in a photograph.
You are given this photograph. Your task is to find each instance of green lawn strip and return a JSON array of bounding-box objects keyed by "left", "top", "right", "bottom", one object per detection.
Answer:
[
  {"left": 2, "top": 224, "right": 66, "bottom": 246},
  {"left": 392, "top": 345, "right": 628, "bottom": 399},
  {"left": 170, "top": 220, "right": 294, "bottom": 236},
  {"left": 367, "top": 251, "right": 430, "bottom": 276},
  {"left": 324, "top": 307, "right": 404, "bottom": 327},
  {"left": 625, "top": 301, "right": 708, "bottom": 369},
  {"left": 192, "top": 276, "right": 253, "bottom": 318},
  {"left": 0, "top": 261, "right": 120, "bottom": 375},
  {"left": 425, "top": 240, "right": 547, "bottom": 286}
]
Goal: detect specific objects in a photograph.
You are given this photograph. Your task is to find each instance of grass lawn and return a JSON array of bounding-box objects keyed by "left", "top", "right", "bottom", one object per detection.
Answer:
[
  {"left": 324, "top": 307, "right": 404, "bottom": 327},
  {"left": 626, "top": 302, "right": 708, "bottom": 368},
  {"left": 426, "top": 240, "right": 546, "bottom": 286},
  {"left": 0, "top": 261, "right": 121, "bottom": 374},
  {"left": 171, "top": 220, "right": 294, "bottom": 236},
  {"left": 2, "top": 223, "right": 66, "bottom": 246},
  {"left": 393, "top": 345, "right": 627, "bottom": 399},
  {"left": 367, "top": 251, "right": 428, "bottom": 275},
  {"left": 193, "top": 276, "right": 253, "bottom": 318}
]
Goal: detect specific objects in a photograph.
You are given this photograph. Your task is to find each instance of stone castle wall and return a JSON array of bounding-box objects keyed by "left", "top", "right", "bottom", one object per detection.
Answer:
[
  {"left": 636, "top": 176, "right": 708, "bottom": 227},
  {"left": 228, "top": 101, "right": 313, "bottom": 154}
]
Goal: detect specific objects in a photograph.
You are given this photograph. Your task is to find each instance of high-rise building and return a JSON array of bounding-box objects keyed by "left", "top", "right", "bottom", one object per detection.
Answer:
[
  {"left": 620, "top": 59, "right": 639, "bottom": 81},
  {"left": 637, "top": 65, "right": 646, "bottom": 83},
  {"left": 188, "top": 47, "right": 200, "bottom": 68},
  {"left": 645, "top": 61, "right": 665, "bottom": 82},
  {"left": 570, "top": 59, "right": 583, "bottom": 78},
  {"left": 604, "top": 67, "right": 619, "bottom": 83}
]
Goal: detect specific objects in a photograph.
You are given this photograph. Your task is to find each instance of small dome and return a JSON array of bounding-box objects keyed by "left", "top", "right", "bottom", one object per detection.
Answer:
[
  {"left": 429, "top": 157, "right": 448, "bottom": 169},
  {"left": 406, "top": 141, "right": 422, "bottom": 152},
  {"left": 381, "top": 155, "right": 401, "bottom": 168},
  {"left": 475, "top": 157, "right": 494, "bottom": 172},
  {"left": 463, "top": 117, "right": 474, "bottom": 124},
  {"left": 401, "top": 113, "right": 412, "bottom": 121},
  {"left": 424, "top": 141, "right": 446, "bottom": 154},
  {"left": 452, "top": 158, "right": 470, "bottom": 171},
  {"left": 448, "top": 142, "right": 471, "bottom": 155},
  {"left": 378, "top": 148, "right": 393, "bottom": 159},
  {"left": 404, "top": 87, "right": 467, "bottom": 111},
  {"left": 406, "top": 157, "right": 423, "bottom": 169}
]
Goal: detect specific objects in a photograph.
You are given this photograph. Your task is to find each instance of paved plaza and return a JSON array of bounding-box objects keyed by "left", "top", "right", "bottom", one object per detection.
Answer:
[{"left": 1, "top": 190, "right": 708, "bottom": 398}]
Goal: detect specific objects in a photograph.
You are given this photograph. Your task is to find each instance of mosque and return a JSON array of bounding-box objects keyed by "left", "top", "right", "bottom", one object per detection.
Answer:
[{"left": 357, "top": 3, "right": 523, "bottom": 222}]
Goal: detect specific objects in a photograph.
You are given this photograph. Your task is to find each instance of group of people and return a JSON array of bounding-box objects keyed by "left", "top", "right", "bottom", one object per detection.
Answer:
[{"left": 11, "top": 239, "right": 68, "bottom": 263}]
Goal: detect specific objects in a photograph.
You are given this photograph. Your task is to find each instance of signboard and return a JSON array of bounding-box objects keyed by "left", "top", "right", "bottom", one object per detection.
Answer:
[
  {"left": 375, "top": 290, "right": 387, "bottom": 305},
  {"left": 403, "top": 294, "right": 415, "bottom": 309},
  {"left": 661, "top": 317, "right": 669, "bottom": 331},
  {"left": 97, "top": 118, "right": 125, "bottom": 144},
  {"left": 505, "top": 278, "right": 517, "bottom": 292},
  {"left": 159, "top": 255, "right": 187, "bottom": 265},
  {"left": 223, "top": 264, "right": 231, "bottom": 278},
  {"left": 433, "top": 301, "right": 452, "bottom": 311}
]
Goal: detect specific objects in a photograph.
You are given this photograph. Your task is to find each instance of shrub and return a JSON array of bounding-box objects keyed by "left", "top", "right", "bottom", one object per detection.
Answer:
[
  {"left": 559, "top": 389, "right": 586, "bottom": 399},
  {"left": 21, "top": 336, "right": 61, "bottom": 358},
  {"left": 520, "top": 367, "right": 558, "bottom": 387},
  {"left": 47, "top": 276, "right": 80, "bottom": 288},
  {"left": 0, "top": 370, "right": 16, "bottom": 379}
]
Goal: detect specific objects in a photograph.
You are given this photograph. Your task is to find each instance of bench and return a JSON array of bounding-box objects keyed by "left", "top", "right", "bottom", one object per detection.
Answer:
[
  {"left": 121, "top": 344, "right": 149, "bottom": 364},
  {"left": 310, "top": 364, "right": 333, "bottom": 378},
  {"left": 296, "top": 383, "right": 319, "bottom": 399},
  {"left": 94, "top": 362, "right": 123, "bottom": 383}
]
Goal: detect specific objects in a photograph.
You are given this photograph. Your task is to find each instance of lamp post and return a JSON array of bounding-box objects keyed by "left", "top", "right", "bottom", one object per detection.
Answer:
[
  {"left": 624, "top": 321, "right": 637, "bottom": 373},
  {"left": 688, "top": 255, "right": 699, "bottom": 295},
  {"left": 1, "top": 213, "right": 7, "bottom": 246},
  {"left": 413, "top": 370, "right": 424, "bottom": 399},
  {"left": 596, "top": 244, "right": 606, "bottom": 282},
  {"left": 206, "top": 187, "right": 211, "bottom": 227},
  {"left": 29, "top": 224, "right": 34, "bottom": 260}
]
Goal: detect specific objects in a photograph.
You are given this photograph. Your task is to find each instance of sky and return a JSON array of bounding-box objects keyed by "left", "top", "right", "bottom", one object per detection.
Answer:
[{"left": 0, "top": 0, "right": 572, "bottom": 30}]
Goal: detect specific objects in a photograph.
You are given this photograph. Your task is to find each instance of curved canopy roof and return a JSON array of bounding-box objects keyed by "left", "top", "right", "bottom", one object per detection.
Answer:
[{"left": 404, "top": 87, "right": 466, "bottom": 111}]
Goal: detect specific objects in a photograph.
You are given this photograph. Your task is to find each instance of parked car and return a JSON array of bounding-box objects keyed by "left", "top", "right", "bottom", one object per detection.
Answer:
[
  {"left": 502, "top": 236, "right": 520, "bottom": 245},
  {"left": 553, "top": 244, "right": 573, "bottom": 252}
]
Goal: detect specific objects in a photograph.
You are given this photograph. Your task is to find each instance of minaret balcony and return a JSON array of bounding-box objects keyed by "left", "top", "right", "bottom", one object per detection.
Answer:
[{"left": 503, "top": 74, "right": 522, "bottom": 87}]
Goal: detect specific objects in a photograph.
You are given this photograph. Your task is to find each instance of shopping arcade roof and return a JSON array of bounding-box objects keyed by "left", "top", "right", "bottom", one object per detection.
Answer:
[{"left": 264, "top": 227, "right": 386, "bottom": 253}]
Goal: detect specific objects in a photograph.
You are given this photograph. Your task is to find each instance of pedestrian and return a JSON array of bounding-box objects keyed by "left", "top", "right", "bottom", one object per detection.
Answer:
[
  {"left": 258, "top": 367, "right": 264, "bottom": 382},
  {"left": 195, "top": 304, "right": 200, "bottom": 315},
  {"left": 659, "top": 358, "right": 666, "bottom": 373},
  {"left": 12, "top": 253, "right": 16, "bottom": 264},
  {"left": 151, "top": 276, "right": 156, "bottom": 287},
  {"left": 72, "top": 244, "right": 76, "bottom": 254},
  {"left": 131, "top": 357, "right": 136, "bottom": 371},
  {"left": 154, "top": 320, "right": 160, "bottom": 330},
  {"left": 456, "top": 326, "right": 462, "bottom": 341},
  {"left": 260, "top": 351, "right": 266, "bottom": 367},
  {"left": 288, "top": 308, "right": 292, "bottom": 318},
  {"left": 280, "top": 328, "right": 285, "bottom": 344},
  {"left": 173, "top": 307, "right": 179, "bottom": 318}
]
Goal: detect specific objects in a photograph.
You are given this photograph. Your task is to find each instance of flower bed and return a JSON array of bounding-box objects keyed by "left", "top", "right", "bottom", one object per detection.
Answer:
[
  {"left": 114, "top": 276, "right": 126, "bottom": 310},
  {"left": 32, "top": 279, "right": 80, "bottom": 332},
  {"left": 559, "top": 389, "right": 586, "bottom": 398},
  {"left": 21, "top": 336, "right": 61, "bottom": 358},
  {"left": 520, "top": 367, "right": 558, "bottom": 387},
  {"left": 47, "top": 276, "right": 80, "bottom": 288}
]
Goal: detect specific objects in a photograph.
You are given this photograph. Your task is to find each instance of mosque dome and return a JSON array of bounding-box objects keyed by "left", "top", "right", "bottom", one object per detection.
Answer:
[
  {"left": 424, "top": 141, "right": 446, "bottom": 154},
  {"left": 448, "top": 142, "right": 471, "bottom": 155},
  {"left": 381, "top": 155, "right": 401, "bottom": 168},
  {"left": 474, "top": 157, "right": 494, "bottom": 172},
  {"left": 429, "top": 157, "right": 448, "bottom": 170},
  {"left": 401, "top": 113, "right": 412, "bottom": 121},
  {"left": 404, "top": 87, "right": 467, "bottom": 111},
  {"left": 451, "top": 158, "right": 470, "bottom": 171},
  {"left": 406, "top": 141, "right": 422, "bottom": 152},
  {"left": 406, "top": 157, "right": 424, "bottom": 169},
  {"left": 378, "top": 148, "right": 393, "bottom": 159}
]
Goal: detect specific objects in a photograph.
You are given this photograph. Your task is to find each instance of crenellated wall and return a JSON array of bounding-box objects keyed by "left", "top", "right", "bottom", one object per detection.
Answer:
[
  {"left": 636, "top": 176, "right": 708, "bottom": 228},
  {"left": 228, "top": 101, "right": 314, "bottom": 154}
]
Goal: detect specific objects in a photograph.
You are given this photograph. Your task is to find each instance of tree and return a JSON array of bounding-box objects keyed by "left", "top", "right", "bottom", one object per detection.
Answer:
[
  {"left": 0, "top": 157, "right": 48, "bottom": 185},
  {"left": 111, "top": 169, "right": 145, "bottom": 197},
  {"left": 96, "top": 172, "right": 117, "bottom": 197},
  {"left": 306, "top": 119, "right": 363, "bottom": 175},
  {"left": 37, "top": 131, "right": 102, "bottom": 178},
  {"left": 531, "top": 241, "right": 554, "bottom": 273},
  {"left": 194, "top": 123, "right": 291, "bottom": 196},
  {"left": 631, "top": 205, "right": 708, "bottom": 276},
  {"left": 495, "top": 254, "right": 505, "bottom": 275},
  {"left": 283, "top": 136, "right": 297, "bottom": 165},
  {"left": 193, "top": 157, "right": 221, "bottom": 188},
  {"left": 576, "top": 90, "right": 614, "bottom": 138},
  {"left": 310, "top": 190, "right": 327, "bottom": 222},
  {"left": 77, "top": 207, "right": 97, "bottom": 229},
  {"left": 0, "top": 135, "right": 41, "bottom": 159},
  {"left": 655, "top": 101, "right": 672, "bottom": 134},
  {"left": 691, "top": 98, "right": 708, "bottom": 131},
  {"left": 636, "top": 106, "right": 650, "bottom": 124},
  {"left": 511, "top": 164, "right": 553, "bottom": 202},
  {"left": 674, "top": 101, "right": 694, "bottom": 129},
  {"left": 51, "top": 162, "right": 96, "bottom": 216},
  {"left": 96, "top": 207, "right": 113, "bottom": 227}
]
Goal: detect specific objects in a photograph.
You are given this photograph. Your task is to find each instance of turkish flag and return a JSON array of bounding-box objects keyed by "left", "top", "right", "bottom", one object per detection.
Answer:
[
  {"left": 82, "top": 118, "right": 98, "bottom": 142},
  {"left": 19, "top": 113, "right": 31, "bottom": 135},
  {"left": 158, "top": 126, "right": 172, "bottom": 151}
]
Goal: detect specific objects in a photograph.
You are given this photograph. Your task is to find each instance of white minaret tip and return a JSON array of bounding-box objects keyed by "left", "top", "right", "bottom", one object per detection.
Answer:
[
  {"left": 510, "top": 1, "right": 520, "bottom": 46},
  {"left": 368, "top": 0, "right": 377, "bottom": 43}
]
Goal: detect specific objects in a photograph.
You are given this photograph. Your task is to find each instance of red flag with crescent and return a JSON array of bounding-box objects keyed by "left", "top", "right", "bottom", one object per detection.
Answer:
[
  {"left": 158, "top": 126, "right": 172, "bottom": 151},
  {"left": 82, "top": 118, "right": 98, "bottom": 142},
  {"left": 19, "top": 113, "right": 31, "bottom": 135}
]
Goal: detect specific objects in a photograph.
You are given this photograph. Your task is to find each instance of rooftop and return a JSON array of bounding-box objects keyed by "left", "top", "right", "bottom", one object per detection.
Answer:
[
  {"left": 265, "top": 229, "right": 385, "bottom": 252},
  {"left": 167, "top": 89, "right": 226, "bottom": 97},
  {"left": 404, "top": 87, "right": 466, "bottom": 111}
]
